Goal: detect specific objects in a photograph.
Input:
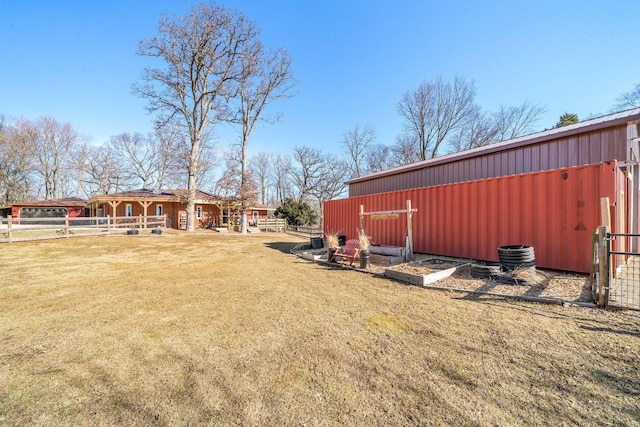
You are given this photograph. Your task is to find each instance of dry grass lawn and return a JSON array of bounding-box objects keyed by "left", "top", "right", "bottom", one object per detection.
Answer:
[{"left": 1, "top": 233, "right": 639, "bottom": 426}]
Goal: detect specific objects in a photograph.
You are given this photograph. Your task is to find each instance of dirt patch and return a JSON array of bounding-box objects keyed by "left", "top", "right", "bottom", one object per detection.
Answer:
[{"left": 337, "top": 253, "right": 592, "bottom": 303}]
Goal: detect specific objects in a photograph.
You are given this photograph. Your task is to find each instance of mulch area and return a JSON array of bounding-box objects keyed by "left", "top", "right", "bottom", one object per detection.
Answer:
[{"left": 313, "top": 251, "right": 593, "bottom": 304}]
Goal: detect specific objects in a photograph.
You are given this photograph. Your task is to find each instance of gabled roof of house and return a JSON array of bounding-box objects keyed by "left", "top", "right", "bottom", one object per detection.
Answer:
[
  {"left": 87, "top": 188, "right": 224, "bottom": 204},
  {"left": 347, "top": 107, "right": 640, "bottom": 185},
  {"left": 250, "top": 203, "right": 276, "bottom": 210}
]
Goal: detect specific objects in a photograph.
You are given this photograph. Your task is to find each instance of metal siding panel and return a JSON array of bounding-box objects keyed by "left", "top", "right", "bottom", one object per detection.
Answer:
[
  {"left": 515, "top": 149, "right": 524, "bottom": 174},
  {"left": 326, "top": 162, "right": 618, "bottom": 272}
]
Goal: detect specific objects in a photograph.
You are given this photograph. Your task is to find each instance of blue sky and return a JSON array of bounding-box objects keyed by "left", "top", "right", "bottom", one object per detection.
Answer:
[{"left": 1, "top": 0, "right": 639, "bottom": 157}]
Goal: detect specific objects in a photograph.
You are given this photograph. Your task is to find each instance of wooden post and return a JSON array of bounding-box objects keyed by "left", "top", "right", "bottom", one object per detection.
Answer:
[
  {"left": 107, "top": 215, "right": 111, "bottom": 235},
  {"left": 7, "top": 215, "right": 12, "bottom": 241},
  {"left": 164, "top": 214, "right": 167, "bottom": 229},
  {"left": 406, "top": 200, "right": 414, "bottom": 262},
  {"left": 600, "top": 197, "right": 611, "bottom": 229},
  {"left": 597, "top": 225, "right": 609, "bottom": 307},
  {"left": 64, "top": 215, "right": 69, "bottom": 236},
  {"left": 359, "top": 205, "right": 365, "bottom": 234}
]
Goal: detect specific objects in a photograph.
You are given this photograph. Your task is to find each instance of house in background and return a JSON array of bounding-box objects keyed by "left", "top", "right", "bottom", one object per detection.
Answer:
[
  {"left": 246, "top": 203, "right": 276, "bottom": 226},
  {"left": 0, "top": 197, "right": 87, "bottom": 221},
  {"left": 87, "top": 189, "right": 238, "bottom": 230}
]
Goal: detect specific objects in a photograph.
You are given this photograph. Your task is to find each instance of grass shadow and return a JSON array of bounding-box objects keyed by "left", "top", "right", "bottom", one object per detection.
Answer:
[
  {"left": 580, "top": 324, "right": 640, "bottom": 338},
  {"left": 264, "top": 241, "right": 304, "bottom": 254}
]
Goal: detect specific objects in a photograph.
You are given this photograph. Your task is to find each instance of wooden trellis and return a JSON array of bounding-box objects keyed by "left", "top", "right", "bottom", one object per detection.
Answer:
[{"left": 359, "top": 200, "right": 417, "bottom": 261}]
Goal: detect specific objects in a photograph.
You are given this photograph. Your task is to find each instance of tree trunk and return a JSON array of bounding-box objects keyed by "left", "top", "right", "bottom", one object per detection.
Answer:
[
  {"left": 186, "top": 137, "right": 200, "bottom": 232},
  {"left": 186, "top": 171, "right": 196, "bottom": 232},
  {"left": 240, "top": 137, "right": 248, "bottom": 235}
]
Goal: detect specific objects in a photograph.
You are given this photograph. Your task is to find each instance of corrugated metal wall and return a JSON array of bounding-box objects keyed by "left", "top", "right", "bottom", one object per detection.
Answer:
[
  {"left": 349, "top": 126, "right": 627, "bottom": 197},
  {"left": 325, "top": 162, "right": 620, "bottom": 273}
]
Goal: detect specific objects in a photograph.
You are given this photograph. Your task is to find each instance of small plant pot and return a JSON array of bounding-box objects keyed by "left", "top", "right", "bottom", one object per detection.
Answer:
[{"left": 359, "top": 249, "right": 371, "bottom": 269}]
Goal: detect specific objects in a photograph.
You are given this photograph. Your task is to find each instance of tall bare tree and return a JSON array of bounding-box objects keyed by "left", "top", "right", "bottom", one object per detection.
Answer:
[
  {"left": 234, "top": 42, "right": 296, "bottom": 233},
  {"left": 109, "top": 132, "right": 157, "bottom": 189},
  {"left": 307, "top": 153, "right": 348, "bottom": 229},
  {"left": 398, "top": 76, "right": 478, "bottom": 160},
  {"left": 249, "top": 152, "right": 272, "bottom": 204},
  {"left": 153, "top": 122, "right": 185, "bottom": 190},
  {"left": 0, "top": 116, "right": 32, "bottom": 203},
  {"left": 614, "top": 83, "right": 640, "bottom": 110},
  {"left": 15, "top": 117, "right": 83, "bottom": 199},
  {"left": 365, "top": 143, "right": 396, "bottom": 173},
  {"left": 290, "top": 146, "right": 347, "bottom": 228},
  {"left": 134, "top": 3, "right": 255, "bottom": 231},
  {"left": 82, "top": 145, "right": 129, "bottom": 197},
  {"left": 391, "top": 134, "right": 421, "bottom": 166},
  {"left": 449, "top": 111, "right": 498, "bottom": 152},
  {"left": 271, "top": 153, "right": 292, "bottom": 205},
  {"left": 291, "top": 146, "right": 324, "bottom": 203},
  {"left": 341, "top": 124, "right": 376, "bottom": 178},
  {"left": 492, "top": 101, "right": 546, "bottom": 141}
]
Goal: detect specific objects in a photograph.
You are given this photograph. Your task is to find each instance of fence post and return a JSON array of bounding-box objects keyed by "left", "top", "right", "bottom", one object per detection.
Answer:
[
  {"left": 597, "top": 225, "right": 609, "bottom": 307},
  {"left": 64, "top": 215, "right": 70, "bottom": 236},
  {"left": 164, "top": 214, "right": 167, "bottom": 229},
  {"left": 107, "top": 215, "right": 111, "bottom": 235},
  {"left": 7, "top": 215, "right": 12, "bottom": 241}
]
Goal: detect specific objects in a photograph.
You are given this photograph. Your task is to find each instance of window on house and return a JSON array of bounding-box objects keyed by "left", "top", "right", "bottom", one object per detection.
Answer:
[
  {"left": 156, "top": 204, "right": 163, "bottom": 216},
  {"left": 196, "top": 205, "right": 202, "bottom": 220},
  {"left": 125, "top": 204, "right": 132, "bottom": 217},
  {"left": 222, "top": 208, "right": 229, "bottom": 225}
]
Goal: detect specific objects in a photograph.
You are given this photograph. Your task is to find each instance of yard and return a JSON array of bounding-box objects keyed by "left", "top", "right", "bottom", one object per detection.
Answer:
[{"left": 1, "top": 233, "right": 639, "bottom": 426}]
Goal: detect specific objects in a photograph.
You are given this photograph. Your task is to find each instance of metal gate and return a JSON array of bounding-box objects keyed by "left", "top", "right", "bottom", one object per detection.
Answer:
[{"left": 606, "top": 233, "right": 640, "bottom": 310}]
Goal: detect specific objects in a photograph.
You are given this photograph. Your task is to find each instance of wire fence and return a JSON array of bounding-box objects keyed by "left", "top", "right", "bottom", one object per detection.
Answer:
[{"left": 607, "top": 233, "right": 640, "bottom": 310}]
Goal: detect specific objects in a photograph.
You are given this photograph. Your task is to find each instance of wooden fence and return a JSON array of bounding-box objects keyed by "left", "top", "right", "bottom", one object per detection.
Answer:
[
  {"left": 0, "top": 214, "right": 166, "bottom": 242},
  {"left": 256, "top": 218, "right": 287, "bottom": 232},
  {"left": 285, "top": 224, "right": 322, "bottom": 236}
]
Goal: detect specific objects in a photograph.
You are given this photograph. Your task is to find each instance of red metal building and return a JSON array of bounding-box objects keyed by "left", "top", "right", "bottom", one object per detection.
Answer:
[
  {"left": 324, "top": 108, "right": 640, "bottom": 273},
  {"left": 0, "top": 197, "right": 87, "bottom": 220}
]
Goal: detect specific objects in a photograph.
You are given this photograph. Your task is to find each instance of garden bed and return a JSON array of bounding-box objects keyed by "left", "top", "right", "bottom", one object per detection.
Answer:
[{"left": 385, "top": 257, "right": 472, "bottom": 286}]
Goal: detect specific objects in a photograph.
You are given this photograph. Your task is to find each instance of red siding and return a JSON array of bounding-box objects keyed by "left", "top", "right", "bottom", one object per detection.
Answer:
[{"left": 325, "top": 162, "right": 620, "bottom": 273}]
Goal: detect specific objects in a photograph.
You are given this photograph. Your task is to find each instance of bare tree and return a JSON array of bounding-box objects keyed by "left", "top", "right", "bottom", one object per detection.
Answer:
[
  {"left": 613, "top": 83, "right": 640, "bottom": 110},
  {"left": 492, "top": 101, "right": 546, "bottom": 141},
  {"left": 82, "top": 145, "right": 129, "bottom": 197},
  {"left": 290, "top": 146, "right": 347, "bottom": 228},
  {"left": 291, "top": 146, "right": 324, "bottom": 203},
  {"left": 134, "top": 3, "right": 255, "bottom": 231},
  {"left": 249, "top": 152, "right": 272, "bottom": 204},
  {"left": 63, "top": 140, "right": 90, "bottom": 198},
  {"left": 0, "top": 117, "right": 33, "bottom": 203},
  {"left": 341, "top": 124, "right": 376, "bottom": 178},
  {"left": 15, "top": 117, "right": 83, "bottom": 199},
  {"left": 234, "top": 41, "right": 296, "bottom": 233},
  {"left": 214, "top": 146, "right": 258, "bottom": 212},
  {"left": 365, "top": 143, "right": 396, "bottom": 173},
  {"left": 398, "top": 76, "right": 478, "bottom": 160},
  {"left": 449, "top": 111, "right": 498, "bottom": 152},
  {"left": 271, "top": 153, "right": 292, "bottom": 205},
  {"left": 153, "top": 122, "right": 185, "bottom": 189},
  {"left": 308, "top": 153, "right": 348, "bottom": 228},
  {"left": 109, "top": 132, "right": 158, "bottom": 189},
  {"left": 391, "top": 134, "right": 421, "bottom": 166}
]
